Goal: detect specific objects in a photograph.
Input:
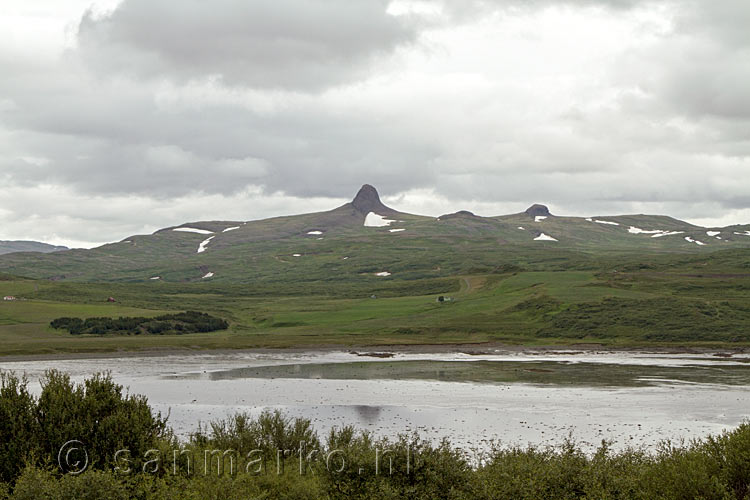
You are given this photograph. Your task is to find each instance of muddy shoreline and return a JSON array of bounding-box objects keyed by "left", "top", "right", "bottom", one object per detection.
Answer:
[{"left": 1, "top": 341, "right": 746, "bottom": 363}]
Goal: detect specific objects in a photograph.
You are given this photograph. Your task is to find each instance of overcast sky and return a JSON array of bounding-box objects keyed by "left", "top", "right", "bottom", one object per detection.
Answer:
[{"left": 1, "top": 0, "right": 749, "bottom": 247}]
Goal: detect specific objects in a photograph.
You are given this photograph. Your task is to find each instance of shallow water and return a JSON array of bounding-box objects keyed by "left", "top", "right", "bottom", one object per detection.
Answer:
[{"left": 3, "top": 350, "right": 749, "bottom": 453}]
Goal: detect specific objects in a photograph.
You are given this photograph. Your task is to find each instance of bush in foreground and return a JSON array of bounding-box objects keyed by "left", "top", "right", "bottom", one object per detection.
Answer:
[
  {"left": 0, "top": 371, "right": 167, "bottom": 483},
  {"left": 1, "top": 372, "right": 749, "bottom": 499}
]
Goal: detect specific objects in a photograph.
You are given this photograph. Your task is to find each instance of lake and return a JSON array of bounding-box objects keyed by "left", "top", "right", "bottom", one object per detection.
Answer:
[{"left": 3, "top": 349, "right": 749, "bottom": 454}]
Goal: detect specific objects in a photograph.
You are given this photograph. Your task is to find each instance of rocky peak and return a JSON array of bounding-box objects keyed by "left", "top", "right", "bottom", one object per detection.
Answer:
[
  {"left": 351, "top": 184, "right": 391, "bottom": 214},
  {"left": 525, "top": 204, "right": 551, "bottom": 218}
]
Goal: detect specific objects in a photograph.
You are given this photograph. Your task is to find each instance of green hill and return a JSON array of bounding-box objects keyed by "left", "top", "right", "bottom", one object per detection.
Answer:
[
  {"left": 1, "top": 185, "right": 749, "bottom": 284},
  {"left": 2, "top": 185, "right": 750, "bottom": 355},
  {"left": 0, "top": 240, "right": 68, "bottom": 256}
]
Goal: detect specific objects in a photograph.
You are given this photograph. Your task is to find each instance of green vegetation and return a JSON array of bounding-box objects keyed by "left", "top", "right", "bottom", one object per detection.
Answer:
[
  {"left": 49, "top": 311, "right": 228, "bottom": 336},
  {"left": 1, "top": 185, "right": 750, "bottom": 353},
  {"left": 0, "top": 371, "right": 166, "bottom": 483},
  {"left": 1, "top": 372, "right": 749, "bottom": 499},
  {"left": 2, "top": 247, "right": 750, "bottom": 354},
  {"left": 1, "top": 187, "right": 749, "bottom": 285},
  {"left": 1, "top": 187, "right": 750, "bottom": 353}
]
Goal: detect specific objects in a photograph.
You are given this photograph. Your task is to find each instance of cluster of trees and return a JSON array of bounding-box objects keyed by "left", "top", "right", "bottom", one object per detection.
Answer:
[
  {"left": 1, "top": 371, "right": 750, "bottom": 499},
  {"left": 49, "top": 311, "right": 229, "bottom": 336}
]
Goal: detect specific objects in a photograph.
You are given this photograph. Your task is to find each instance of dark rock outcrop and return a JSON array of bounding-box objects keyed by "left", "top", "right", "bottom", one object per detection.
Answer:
[
  {"left": 439, "top": 210, "right": 477, "bottom": 220},
  {"left": 525, "top": 204, "right": 551, "bottom": 218},
  {"left": 351, "top": 184, "right": 393, "bottom": 214}
]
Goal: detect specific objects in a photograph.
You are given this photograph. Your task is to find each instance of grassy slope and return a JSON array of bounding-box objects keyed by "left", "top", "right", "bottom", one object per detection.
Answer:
[
  {"left": 2, "top": 195, "right": 750, "bottom": 355},
  {"left": 1, "top": 209, "right": 750, "bottom": 283},
  {"left": 3, "top": 245, "right": 750, "bottom": 355}
]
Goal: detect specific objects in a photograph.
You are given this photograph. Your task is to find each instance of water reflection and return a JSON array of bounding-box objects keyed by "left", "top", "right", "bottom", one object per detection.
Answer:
[
  {"left": 354, "top": 405, "right": 382, "bottom": 424},
  {"left": 189, "top": 360, "right": 750, "bottom": 388}
]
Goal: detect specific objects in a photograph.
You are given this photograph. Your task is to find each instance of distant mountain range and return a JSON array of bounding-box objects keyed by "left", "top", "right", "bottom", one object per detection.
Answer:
[
  {"left": 0, "top": 240, "right": 68, "bottom": 256},
  {"left": 1, "top": 184, "right": 749, "bottom": 282}
]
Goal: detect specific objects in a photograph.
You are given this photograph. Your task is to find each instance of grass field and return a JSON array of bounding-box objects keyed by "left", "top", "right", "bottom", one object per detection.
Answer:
[
  {"left": 3, "top": 246, "right": 750, "bottom": 355},
  {"left": 3, "top": 190, "right": 750, "bottom": 356}
]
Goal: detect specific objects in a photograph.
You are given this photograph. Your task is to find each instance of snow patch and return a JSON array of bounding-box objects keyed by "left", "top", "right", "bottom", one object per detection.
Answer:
[
  {"left": 652, "top": 231, "right": 684, "bottom": 238},
  {"left": 174, "top": 227, "right": 213, "bottom": 235},
  {"left": 202, "top": 272, "right": 214, "bottom": 279},
  {"left": 293, "top": 253, "right": 302, "bottom": 257},
  {"left": 706, "top": 231, "right": 721, "bottom": 237},
  {"left": 594, "top": 220, "right": 619, "bottom": 226},
  {"left": 534, "top": 216, "right": 547, "bottom": 222},
  {"left": 307, "top": 231, "right": 323, "bottom": 235},
  {"left": 149, "top": 276, "right": 160, "bottom": 280},
  {"left": 375, "top": 271, "right": 391, "bottom": 277},
  {"left": 629, "top": 228, "right": 696, "bottom": 239},
  {"left": 685, "top": 237, "right": 706, "bottom": 246},
  {"left": 342, "top": 256, "right": 349, "bottom": 260},
  {"left": 628, "top": 226, "right": 664, "bottom": 234},
  {"left": 517, "top": 226, "right": 525, "bottom": 230},
  {"left": 734, "top": 231, "right": 750, "bottom": 236},
  {"left": 223, "top": 226, "right": 240, "bottom": 233},
  {"left": 197, "top": 236, "right": 214, "bottom": 253},
  {"left": 364, "top": 212, "right": 395, "bottom": 227},
  {"left": 389, "top": 228, "right": 405, "bottom": 233},
  {"left": 585, "top": 218, "right": 593, "bottom": 222},
  {"left": 534, "top": 233, "right": 558, "bottom": 241}
]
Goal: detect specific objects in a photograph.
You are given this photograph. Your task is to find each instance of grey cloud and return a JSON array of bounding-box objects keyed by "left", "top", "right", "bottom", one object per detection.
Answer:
[
  {"left": 432, "top": 0, "right": 649, "bottom": 21},
  {"left": 77, "top": 0, "right": 415, "bottom": 91},
  {"left": 600, "top": 0, "right": 750, "bottom": 124},
  {"left": 2, "top": 0, "right": 750, "bottom": 248},
  {"left": 663, "top": 58, "right": 750, "bottom": 121},
  {"left": 673, "top": 0, "right": 750, "bottom": 48},
  {"left": 0, "top": 74, "right": 439, "bottom": 199}
]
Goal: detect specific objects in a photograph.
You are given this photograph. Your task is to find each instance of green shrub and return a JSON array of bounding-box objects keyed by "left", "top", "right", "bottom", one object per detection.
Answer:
[
  {"left": 49, "top": 311, "right": 229, "bottom": 336},
  {"left": 9, "top": 466, "right": 128, "bottom": 500},
  {"left": 0, "top": 370, "right": 167, "bottom": 485},
  {"left": 642, "top": 442, "right": 729, "bottom": 500},
  {"left": 703, "top": 423, "right": 750, "bottom": 500},
  {"left": 6, "top": 466, "right": 57, "bottom": 500},
  {"left": 476, "top": 442, "right": 589, "bottom": 500},
  {"left": 191, "top": 410, "right": 319, "bottom": 466},
  {"left": 0, "top": 373, "right": 39, "bottom": 482},
  {"left": 36, "top": 371, "right": 167, "bottom": 472},
  {"left": 321, "top": 429, "right": 471, "bottom": 500}
]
